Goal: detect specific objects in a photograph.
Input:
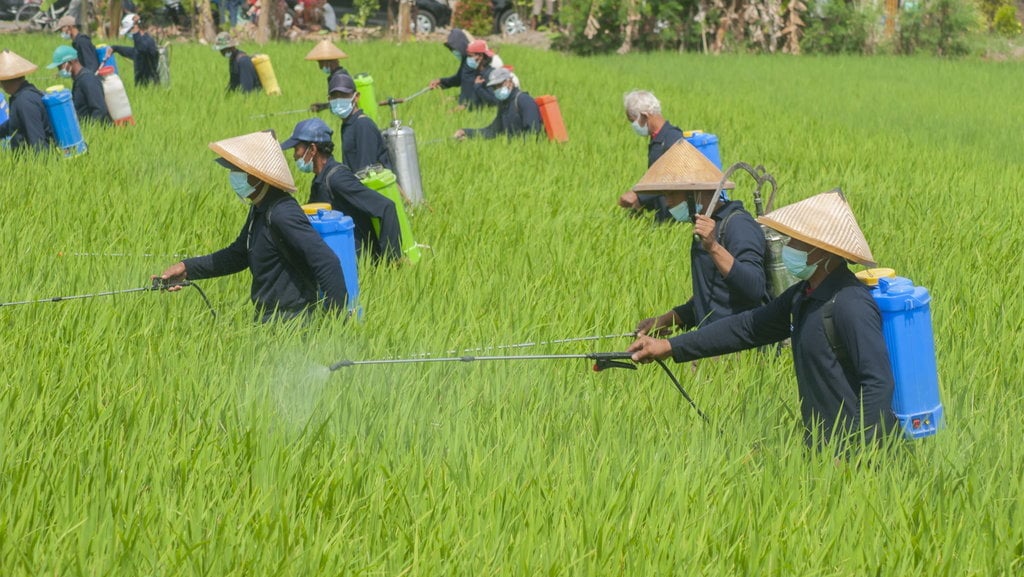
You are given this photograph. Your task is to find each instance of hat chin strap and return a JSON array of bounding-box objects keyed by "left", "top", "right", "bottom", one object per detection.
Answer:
[{"left": 250, "top": 182, "right": 270, "bottom": 205}]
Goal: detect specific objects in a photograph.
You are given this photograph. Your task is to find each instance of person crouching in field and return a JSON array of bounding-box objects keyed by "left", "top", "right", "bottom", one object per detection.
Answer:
[
  {"left": 156, "top": 131, "right": 347, "bottom": 323},
  {"left": 618, "top": 90, "right": 685, "bottom": 223},
  {"left": 281, "top": 118, "right": 402, "bottom": 263},
  {"left": 214, "top": 33, "right": 261, "bottom": 94},
  {"left": 0, "top": 50, "right": 54, "bottom": 153},
  {"left": 632, "top": 139, "right": 769, "bottom": 341},
  {"left": 48, "top": 46, "right": 111, "bottom": 125},
  {"left": 454, "top": 67, "right": 543, "bottom": 141},
  {"left": 629, "top": 189, "right": 898, "bottom": 448}
]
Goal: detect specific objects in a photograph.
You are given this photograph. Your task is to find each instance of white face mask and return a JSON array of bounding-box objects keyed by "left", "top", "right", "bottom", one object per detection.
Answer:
[{"left": 631, "top": 115, "right": 648, "bottom": 137}]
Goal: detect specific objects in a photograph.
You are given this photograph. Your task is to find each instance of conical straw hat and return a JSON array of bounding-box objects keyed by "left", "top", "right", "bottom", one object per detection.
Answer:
[
  {"left": 757, "top": 189, "right": 876, "bottom": 266},
  {"left": 0, "top": 49, "right": 38, "bottom": 81},
  {"left": 305, "top": 40, "right": 347, "bottom": 61},
  {"left": 632, "top": 139, "right": 735, "bottom": 192},
  {"left": 209, "top": 131, "right": 296, "bottom": 193}
]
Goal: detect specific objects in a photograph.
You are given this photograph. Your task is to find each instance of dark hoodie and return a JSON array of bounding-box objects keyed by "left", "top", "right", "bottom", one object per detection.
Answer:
[{"left": 438, "top": 29, "right": 492, "bottom": 109}]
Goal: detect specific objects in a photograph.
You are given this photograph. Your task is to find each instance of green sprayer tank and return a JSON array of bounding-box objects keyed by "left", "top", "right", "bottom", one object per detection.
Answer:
[{"left": 359, "top": 165, "right": 421, "bottom": 264}]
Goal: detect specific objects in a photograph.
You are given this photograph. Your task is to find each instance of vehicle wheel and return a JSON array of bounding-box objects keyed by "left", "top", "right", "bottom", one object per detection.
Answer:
[
  {"left": 414, "top": 11, "right": 436, "bottom": 34},
  {"left": 497, "top": 9, "right": 525, "bottom": 35},
  {"left": 15, "top": 3, "right": 40, "bottom": 28}
]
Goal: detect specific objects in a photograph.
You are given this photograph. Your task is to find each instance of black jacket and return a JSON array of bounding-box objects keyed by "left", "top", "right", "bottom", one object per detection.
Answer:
[
  {"left": 340, "top": 109, "right": 392, "bottom": 173},
  {"left": 309, "top": 158, "right": 402, "bottom": 262},
  {"left": 72, "top": 68, "right": 112, "bottom": 124},
  {"left": 638, "top": 120, "right": 685, "bottom": 221},
  {"left": 182, "top": 189, "right": 347, "bottom": 319},
  {"left": 228, "top": 50, "right": 261, "bottom": 93},
  {"left": 111, "top": 31, "right": 160, "bottom": 86},
  {"left": 438, "top": 29, "right": 491, "bottom": 109},
  {"left": 72, "top": 33, "right": 101, "bottom": 72},
  {"left": 464, "top": 89, "right": 543, "bottom": 140},
  {"left": 0, "top": 81, "right": 53, "bottom": 152},
  {"left": 672, "top": 200, "right": 768, "bottom": 329},
  {"left": 668, "top": 266, "right": 897, "bottom": 444}
]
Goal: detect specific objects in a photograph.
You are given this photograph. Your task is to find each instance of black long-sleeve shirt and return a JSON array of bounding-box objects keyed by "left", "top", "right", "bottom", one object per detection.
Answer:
[
  {"left": 463, "top": 89, "right": 543, "bottom": 140},
  {"left": 672, "top": 200, "right": 768, "bottom": 329},
  {"left": 470, "top": 64, "right": 498, "bottom": 108},
  {"left": 438, "top": 29, "right": 492, "bottom": 109},
  {"left": 0, "top": 81, "right": 53, "bottom": 152},
  {"left": 111, "top": 32, "right": 160, "bottom": 86},
  {"left": 72, "top": 33, "right": 101, "bottom": 71},
  {"left": 182, "top": 189, "right": 347, "bottom": 318},
  {"left": 340, "top": 109, "right": 392, "bottom": 173},
  {"left": 668, "top": 266, "right": 897, "bottom": 444},
  {"left": 72, "top": 68, "right": 112, "bottom": 124},
  {"left": 228, "top": 51, "right": 261, "bottom": 93},
  {"left": 309, "top": 158, "right": 402, "bottom": 262},
  {"left": 638, "top": 120, "right": 685, "bottom": 221}
]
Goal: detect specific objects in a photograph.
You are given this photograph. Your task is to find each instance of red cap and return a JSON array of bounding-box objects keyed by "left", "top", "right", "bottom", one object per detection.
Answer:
[{"left": 466, "top": 40, "right": 494, "bottom": 57}]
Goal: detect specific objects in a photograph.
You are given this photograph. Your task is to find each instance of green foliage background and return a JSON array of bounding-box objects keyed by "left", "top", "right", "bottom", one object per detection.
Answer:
[{"left": 2, "top": 36, "right": 1024, "bottom": 575}]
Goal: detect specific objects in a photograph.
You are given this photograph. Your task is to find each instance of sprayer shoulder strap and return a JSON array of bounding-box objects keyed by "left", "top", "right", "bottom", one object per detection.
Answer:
[
  {"left": 821, "top": 295, "right": 849, "bottom": 367},
  {"left": 321, "top": 164, "right": 346, "bottom": 201},
  {"left": 715, "top": 209, "right": 740, "bottom": 246}
]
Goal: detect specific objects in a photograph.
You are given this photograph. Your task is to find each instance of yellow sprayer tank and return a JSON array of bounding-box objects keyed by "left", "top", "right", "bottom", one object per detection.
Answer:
[{"left": 251, "top": 54, "right": 281, "bottom": 96}]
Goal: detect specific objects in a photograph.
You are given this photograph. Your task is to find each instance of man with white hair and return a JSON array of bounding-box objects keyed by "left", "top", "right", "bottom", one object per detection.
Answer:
[{"left": 618, "top": 89, "right": 685, "bottom": 222}]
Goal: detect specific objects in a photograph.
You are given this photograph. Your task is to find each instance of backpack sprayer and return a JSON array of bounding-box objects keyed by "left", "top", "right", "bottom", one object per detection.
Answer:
[
  {"left": 327, "top": 334, "right": 712, "bottom": 424},
  {"left": 701, "top": 162, "right": 798, "bottom": 298},
  {"left": 379, "top": 86, "right": 431, "bottom": 206},
  {"left": 0, "top": 278, "right": 217, "bottom": 319}
]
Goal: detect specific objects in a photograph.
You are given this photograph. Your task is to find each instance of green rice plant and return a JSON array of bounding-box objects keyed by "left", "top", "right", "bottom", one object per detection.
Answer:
[{"left": 1, "top": 36, "right": 1024, "bottom": 576}]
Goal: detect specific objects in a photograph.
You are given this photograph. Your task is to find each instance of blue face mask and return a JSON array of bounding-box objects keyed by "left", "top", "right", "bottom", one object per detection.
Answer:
[
  {"left": 229, "top": 171, "right": 256, "bottom": 201},
  {"left": 321, "top": 65, "right": 331, "bottom": 75},
  {"left": 466, "top": 56, "right": 479, "bottom": 70},
  {"left": 61, "top": 32, "right": 71, "bottom": 39},
  {"left": 295, "top": 148, "right": 314, "bottom": 173},
  {"left": 452, "top": 50, "right": 461, "bottom": 61},
  {"left": 330, "top": 97, "right": 354, "bottom": 119},
  {"left": 782, "top": 245, "right": 820, "bottom": 280},
  {"left": 668, "top": 201, "right": 703, "bottom": 223},
  {"left": 58, "top": 67, "right": 72, "bottom": 79},
  {"left": 494, "top": 86, "right": 511, "bottom": 101},
  {"left": 631, "top": 117, "right": 649, "bottom": 137}
]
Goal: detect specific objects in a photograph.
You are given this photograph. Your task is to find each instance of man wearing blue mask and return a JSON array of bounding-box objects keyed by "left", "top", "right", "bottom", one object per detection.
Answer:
[
  {"left": 156, "top": 130, "right": 347, "bottom": 323},
  {"left": 428, "top": 28, "right": 495, "bottom": 111},
  {"left": 618, "top": 90, "right": 685, "bottom": 222},
  {"left": 281, "top": 118, "right": 401, "bottom": 262},
  {"left": 55, "top": 16, "right": 100, "bottom": 72},
  {"left": 305, "top": 40, "right": 349, "bottom": 113},
  {"left": 214, "top": 32, "right": 261, "bottom": 94},
  {"left": 327, "top": 72, "right": 392, "bottom": 174},
  {"left": 465, "top": 39, "right": 499, "bottom": 108},
  {"left": 629, "top": 189, "right": 897, "bottom": 447},
  {"left": 454, "top": 67, "right": 543, "bottom": 141},
  {"left": 47, "top": 46, "right": 111, "bottom": 124},
  {"left": 632, "top": 139, "right": 768, "bottom": 339}
]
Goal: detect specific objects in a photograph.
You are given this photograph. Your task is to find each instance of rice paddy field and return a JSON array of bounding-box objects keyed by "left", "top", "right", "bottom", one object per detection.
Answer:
[{"left": 1, "top": 33, "right": 1023, "bottom": 575}]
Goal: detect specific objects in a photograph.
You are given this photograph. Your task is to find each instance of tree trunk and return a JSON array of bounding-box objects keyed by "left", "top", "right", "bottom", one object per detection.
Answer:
[
  {"left": 256, "top": 0, "right": 271, "bottom": 43},
  {"left": 197, "top": 0, "right": 217, "bottom": 43},
  {"left": 397, "top": 0, "right": 411, "bottom": 42},
  {"left": 617, "top": 0, "right": 640, "bottom": 54},
  {"left": 105, "top": 0, "right": 121, "bottom": 40}
]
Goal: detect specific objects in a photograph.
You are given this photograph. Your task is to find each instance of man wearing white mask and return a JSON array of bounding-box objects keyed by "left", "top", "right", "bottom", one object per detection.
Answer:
[
  {"left": 454, "top": 67, "right": 542, "bottom": 141},
  {"left": 618, "top": 90, "right": 685, "bottom": 221},
  {"left": 629, "top": 189, "right": 897, "bottom": 447},
  {"left": 327, "top": 72, "right": 392, "bottom": 174},
  {"left": 631, "top": 139, "right": 769, "bottom": 341},
  {"left": 156, "top": 131, "right": 347, "bottom": 323},
  {"left": 55, "top": 15, "right": 100, "bottom": 72}
]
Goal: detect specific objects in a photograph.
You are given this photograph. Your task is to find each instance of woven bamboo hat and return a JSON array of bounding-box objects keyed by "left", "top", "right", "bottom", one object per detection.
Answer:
[
  {"left": 757, "top": 189, "right": 876, "bottom": 266},
  {"left": 304, "top": 40, "right": 347, "bottom": 61},
  {"left": 632, "top": 139, "right": 735, "bottom": 192},
  {"left": 0, "top": 49, "right": 38, "bottom": 81},
  {"left": 209, "top": 131, "right": 297, "bottom": 193}
]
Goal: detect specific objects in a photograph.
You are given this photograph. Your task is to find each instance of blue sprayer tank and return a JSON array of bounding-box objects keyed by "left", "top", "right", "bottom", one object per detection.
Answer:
[
  {"left": 0, "top": 92, "right": 8, "bottom": 126},
  {"left": 863, "top": 273, "right": 944, "bottom": 439},
  {"left": 42, "top": 86, "right": 87, "bottom": 157},
  {"left": 304, "top": 205, "right": 360, "bottom": 315},
  {"left": 684, "top": 130, "right": 722, "bottom": 169},
  {"left": 96, "top": 45, "right": 118, "bottom": 74}
]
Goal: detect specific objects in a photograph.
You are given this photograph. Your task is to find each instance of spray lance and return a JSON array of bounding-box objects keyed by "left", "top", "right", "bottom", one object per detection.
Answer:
[
  {"left": 0, "top": 278, "right": 217, "bottom": 319},
  {"left": 327, "top": 334, "right": 712, "bottom": 424}
]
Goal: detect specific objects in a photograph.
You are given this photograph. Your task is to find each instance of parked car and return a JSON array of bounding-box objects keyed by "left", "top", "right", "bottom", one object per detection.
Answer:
[
  {"left": 0, "top": 0, "right": 22, "bottom": 21},
  {"left": 327, "top": 0, "right": 451, "bottom": 34}
]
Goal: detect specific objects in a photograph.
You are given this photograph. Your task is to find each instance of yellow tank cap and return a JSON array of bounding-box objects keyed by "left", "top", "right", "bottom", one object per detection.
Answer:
[
  {"left": 46, "top": 85, "right": 67, "bottom": 93},
  {"left": 856, "top": 268, "right": 896, "bottom": 286},
  {"left": 682, "top": 130, "right": 704, "bottom": 137},
  {"left": 302, "top": 203, "right": 332, "bottom": 215}
]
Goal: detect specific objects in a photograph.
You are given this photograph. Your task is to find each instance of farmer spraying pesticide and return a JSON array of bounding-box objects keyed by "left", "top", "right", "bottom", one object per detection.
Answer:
[
  {"left": 618, "top": 90, "right": 686, "bottom": 222},
  {"left": 213, "top": 33, "right": 261, "bottom": 94},
  {"left": 47, "top": 46, "right": 111, "bottom": 125},
  {"left": 629, "top": 189, "right": 898, "bottom": 448},
  {"left": 453, "top": 67, "right": 543, "bottom": 141},
  {"left": 0, "top": 50, "right": 55, "bottom": 153},
  {"left": 109, "top": 14, "right": 160, "bottom": 87},
  {"left": 328, "top": 72, "right": 393, "bottom": 174},
  {"left": 305, "top": 40, "right": 349, "bottom": 113},
  {"left": 156, "top": 131, "right": 347, "bottom": 323}
]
